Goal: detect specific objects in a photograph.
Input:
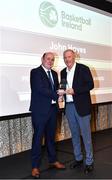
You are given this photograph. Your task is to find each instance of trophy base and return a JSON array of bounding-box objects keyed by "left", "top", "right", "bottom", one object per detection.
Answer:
[{"left": 58, "top": 101, "right": 65, "bottom": 109}]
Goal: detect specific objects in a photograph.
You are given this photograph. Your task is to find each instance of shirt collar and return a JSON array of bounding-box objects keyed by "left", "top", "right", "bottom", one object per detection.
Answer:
[
  {"left": 41, "top": 65, "right": 51, "bottom": 74},
  {"left": 66, "top": 63, "right": 76, "bottom": 73}
]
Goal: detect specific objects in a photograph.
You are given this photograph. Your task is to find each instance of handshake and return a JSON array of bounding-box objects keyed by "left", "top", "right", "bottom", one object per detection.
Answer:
[
  {"left": 56, "top": 79, "right": 74, "bottom": 109},
  {"left": 57, "top": 78, "right": 74, "bottom": 97},
  {"left": 57, "top": 88, "right": 74, "bottom": 103},
  {"left": 57, "top": 88, "right": 74, "bottom": 96},
  {"left": 57, "top": 88, "right": 74, "bottom": 109}
]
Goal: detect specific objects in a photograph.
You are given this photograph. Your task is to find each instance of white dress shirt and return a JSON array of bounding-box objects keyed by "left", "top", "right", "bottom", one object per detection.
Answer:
[
  {"left": 42, "top": 65, "right": 56, "bottom": 104},
  {"left": 66, "top": 63, "right": 76, "bottom": 102}
]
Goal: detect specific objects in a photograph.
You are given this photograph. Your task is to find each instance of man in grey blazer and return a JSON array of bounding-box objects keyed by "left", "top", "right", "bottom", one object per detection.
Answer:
[{"left": 59, "top": 49, "right": 94, "bottom": 174}]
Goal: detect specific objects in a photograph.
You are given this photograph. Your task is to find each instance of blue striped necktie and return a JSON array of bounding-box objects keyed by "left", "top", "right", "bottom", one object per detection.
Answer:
[{"left": 47, "top": 70, "right": 54, "bottom": 90}]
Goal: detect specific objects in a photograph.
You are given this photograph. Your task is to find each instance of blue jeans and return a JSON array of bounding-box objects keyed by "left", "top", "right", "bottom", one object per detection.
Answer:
[{"left": 66, "top": 103, "right": 93, "bottom": 165}]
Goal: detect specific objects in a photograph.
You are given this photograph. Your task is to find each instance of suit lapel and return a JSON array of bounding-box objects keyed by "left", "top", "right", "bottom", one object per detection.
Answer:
[
  {"left": 40, "top": 66, "right": 56, "bottom": 90},
  {"left": 63, "top": 68, "right": 67, "bottom": 80},
  {"left": 72, "top": 63, "right": 79, "bottom": 86},
  {"left": 39, "top": 66, "right": 50, "bottom": 83},
  {"left": 51, "top": 70, "right": 57, "bottom": 90}
]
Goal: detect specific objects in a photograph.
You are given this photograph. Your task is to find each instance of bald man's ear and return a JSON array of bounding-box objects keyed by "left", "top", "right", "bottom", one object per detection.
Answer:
[
  {"left": 41, "top": 56, "right": 43, "bottom": 63},
  {"left": 41, "top": 53, "right": 46, "bottom": 63},
  {"left": 42, "top": 53, "right": 46, "bottom": 59}
]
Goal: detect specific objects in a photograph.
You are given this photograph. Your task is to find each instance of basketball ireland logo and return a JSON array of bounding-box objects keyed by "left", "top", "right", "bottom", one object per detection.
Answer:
[{"left": 39, "top": 1, "right": 58, "bottom": 27}]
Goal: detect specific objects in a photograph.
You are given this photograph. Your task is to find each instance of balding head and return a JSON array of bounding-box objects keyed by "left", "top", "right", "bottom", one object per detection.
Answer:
[
  {"left": 41, "top": 52, "right": 55, "bottom": 70},
  {"left": 63, "top": 49, "right": 76, "bottom": 70}
]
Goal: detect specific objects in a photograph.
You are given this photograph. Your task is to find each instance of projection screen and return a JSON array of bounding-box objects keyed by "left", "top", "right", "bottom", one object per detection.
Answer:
[{"left": 0, "top": 0, "right": 112, "bottom": 116}]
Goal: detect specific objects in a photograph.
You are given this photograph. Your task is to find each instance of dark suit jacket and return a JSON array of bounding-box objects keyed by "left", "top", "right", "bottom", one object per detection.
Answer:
[
  {"left": 61, "top": 63, "right": 94, "bottom": 117},
  {"left": 29, "top": 65, "right": 59, "bottom": 115}
]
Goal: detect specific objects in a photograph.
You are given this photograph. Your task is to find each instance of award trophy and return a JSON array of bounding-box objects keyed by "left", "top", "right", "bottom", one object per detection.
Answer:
[{"left": 58, "top": 79, "right": 67, "bottom": 109}]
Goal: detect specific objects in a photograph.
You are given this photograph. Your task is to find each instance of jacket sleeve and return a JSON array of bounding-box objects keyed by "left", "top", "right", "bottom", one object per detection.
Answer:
[
  {"left": 30, "top": 69, "right": 58, "bottom": 100},
  {"left": 74, "top": 66, "right": 94, "bottom": 94}
]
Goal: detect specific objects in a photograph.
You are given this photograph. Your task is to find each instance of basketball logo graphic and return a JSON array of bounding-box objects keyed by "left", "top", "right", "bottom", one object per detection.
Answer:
[{"left": 39, "top": 1, "right": 58, "bottom": 27}]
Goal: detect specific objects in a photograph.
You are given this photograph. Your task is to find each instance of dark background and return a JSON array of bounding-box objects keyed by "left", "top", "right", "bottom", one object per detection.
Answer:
[{"left": 73, "top": 0, "right": 112, "bottom": 13}]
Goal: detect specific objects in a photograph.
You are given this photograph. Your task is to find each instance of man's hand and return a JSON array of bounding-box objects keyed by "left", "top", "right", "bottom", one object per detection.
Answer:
[
  {"left": 66, "top": 88, "right": 74, "bottom": 95},
  {"left": 57, "top": 89, "right": 66, "bottom": 96}
]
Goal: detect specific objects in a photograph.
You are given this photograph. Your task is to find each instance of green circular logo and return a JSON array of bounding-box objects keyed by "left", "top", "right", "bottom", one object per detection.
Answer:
[{"left": 39, "top": 1, "right": 58, "bottom": 27}]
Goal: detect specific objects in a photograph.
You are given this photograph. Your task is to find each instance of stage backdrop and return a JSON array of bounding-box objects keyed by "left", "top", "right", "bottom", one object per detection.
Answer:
[
  {"left": 0, "top": 0, "right": 112, "bottom": 117},
  {"left": 0, "top": 0, "right": 112, "bottom": 158}
]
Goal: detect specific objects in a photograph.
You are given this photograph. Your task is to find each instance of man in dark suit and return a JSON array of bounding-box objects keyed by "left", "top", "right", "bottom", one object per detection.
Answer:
[
  {"left": 59, "top": 49, "right": 94, "bottom": 174},
  {"left": 30, "top": 52, "right": 65, "bottom": 178}
]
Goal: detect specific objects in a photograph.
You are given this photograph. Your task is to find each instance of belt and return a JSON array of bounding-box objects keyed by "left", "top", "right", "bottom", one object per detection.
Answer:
[{"left": 66, "top": 102, "right": 74, "bottom": 104}]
